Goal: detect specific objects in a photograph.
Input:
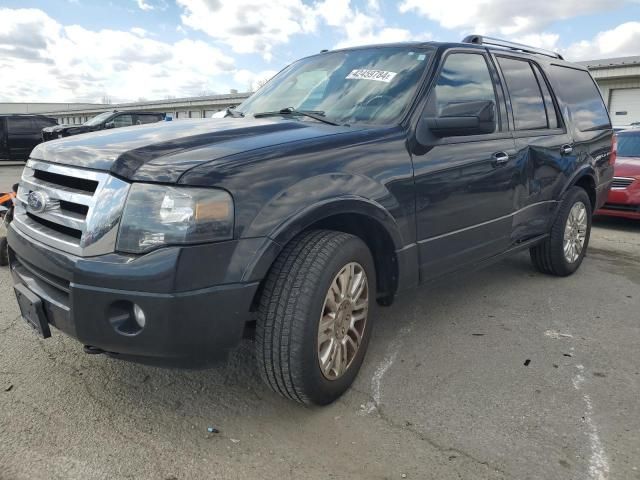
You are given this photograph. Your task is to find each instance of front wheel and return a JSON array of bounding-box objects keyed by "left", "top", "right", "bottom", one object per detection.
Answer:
[
  {"left": 256, "top": 230, "right": 375, "bottom": 405},
  {"left": 530, "top": 186, "right": 592, "bottom": 276}
]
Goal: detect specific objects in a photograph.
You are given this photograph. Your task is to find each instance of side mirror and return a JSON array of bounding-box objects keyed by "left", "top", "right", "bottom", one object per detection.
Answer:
[
  {"left": 417, "top": 100, "right": 496, "bottom": 142},
  {"left": 104, "top": 122, "right": 115, "bottom": 129}
]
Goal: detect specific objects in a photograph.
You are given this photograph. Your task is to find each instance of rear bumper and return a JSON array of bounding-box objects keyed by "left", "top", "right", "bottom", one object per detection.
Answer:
[{"left": 7, "top": 224, "right": 261, "bottom": 365}]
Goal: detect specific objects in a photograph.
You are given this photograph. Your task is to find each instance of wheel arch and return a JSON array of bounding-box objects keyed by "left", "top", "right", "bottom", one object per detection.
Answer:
[
  {"left": 245, "top": 197, "right": 405, "bottom": 306},
  {"left": 563, "top": 167, "right": 597, "bottom": 210}
]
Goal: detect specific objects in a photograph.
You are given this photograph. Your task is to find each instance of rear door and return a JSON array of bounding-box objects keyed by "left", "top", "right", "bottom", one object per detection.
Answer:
[
  {"left": 494, "top": 55, "right": 574, "bottom": 240},
  {"left": 412, "top": 49, "right": 519, "bottom": 281}
]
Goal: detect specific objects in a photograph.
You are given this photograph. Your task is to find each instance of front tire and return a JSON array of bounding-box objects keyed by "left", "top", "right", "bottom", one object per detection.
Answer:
[
  {"left": 530, "top": 186, "right": 592, "bottom": 276},
  {"left": 256, "top": 230, "right": 375, "bottom": 405}
]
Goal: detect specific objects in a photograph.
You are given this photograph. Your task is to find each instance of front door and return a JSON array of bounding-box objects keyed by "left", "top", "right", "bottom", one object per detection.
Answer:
[{"left": 412, "top": 50, "right": 520, "bottom": 281}]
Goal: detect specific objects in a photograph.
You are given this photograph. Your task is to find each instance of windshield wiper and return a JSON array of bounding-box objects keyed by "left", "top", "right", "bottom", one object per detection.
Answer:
[
  {"left": 225, "top": 107, "right": 244, "bottom": 118},
  {"left": 253, "top": 107, "right": 343, "bottom": 126}
]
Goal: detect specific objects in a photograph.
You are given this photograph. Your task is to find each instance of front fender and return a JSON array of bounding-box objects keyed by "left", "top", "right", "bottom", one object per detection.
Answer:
[
  {"left": 238, "top": 173, "right": 407, "bottom": 283},
  {"left": 242, "top": 173, "right": 406, "bottom": 248}
]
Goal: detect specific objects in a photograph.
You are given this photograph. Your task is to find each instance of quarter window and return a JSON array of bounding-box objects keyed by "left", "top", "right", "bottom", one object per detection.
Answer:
[
  {"left": 497, "top": 57, "right": 547, "bottom": 130},
  {"left": 548, "top": 66, "right": 611, "bottom": 132},
  {"left": 429, "top": 53, "right": 498, "bottom": 134}
]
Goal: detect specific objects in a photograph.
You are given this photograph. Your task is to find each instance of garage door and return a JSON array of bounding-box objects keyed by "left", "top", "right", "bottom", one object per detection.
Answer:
[{"left": 609, "top": 88, "right": 640, "bottom": 126}]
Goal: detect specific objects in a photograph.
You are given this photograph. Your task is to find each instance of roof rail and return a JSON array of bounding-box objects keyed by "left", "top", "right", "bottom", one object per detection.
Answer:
[{"left": 462, "top": 34, "right": 564, "bottom": 60}]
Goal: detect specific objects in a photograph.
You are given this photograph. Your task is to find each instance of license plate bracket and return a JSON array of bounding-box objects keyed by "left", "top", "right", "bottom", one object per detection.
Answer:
[{"left": 14, "top": 284, "right": 51, "bottom": 339}]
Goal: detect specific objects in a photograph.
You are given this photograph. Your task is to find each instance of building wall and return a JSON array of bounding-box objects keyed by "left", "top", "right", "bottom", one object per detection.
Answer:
[{"left": 0, "top": 102, "right": 102, "bottom": 114}]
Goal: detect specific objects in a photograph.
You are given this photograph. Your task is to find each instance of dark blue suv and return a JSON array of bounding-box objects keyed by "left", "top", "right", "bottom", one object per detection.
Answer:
[{"left": 8, "top": 36, "right": 615, "bottom": 405}]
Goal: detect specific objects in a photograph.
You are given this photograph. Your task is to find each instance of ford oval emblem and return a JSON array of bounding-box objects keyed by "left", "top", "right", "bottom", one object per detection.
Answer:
[{"left": 27, "top": 191, "right": 48, "bottom": 214}]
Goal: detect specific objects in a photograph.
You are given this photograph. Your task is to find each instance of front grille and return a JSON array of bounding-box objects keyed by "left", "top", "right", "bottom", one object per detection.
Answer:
[
  {"left": 13, "top": 160, "right": 130, "bottom": 257},
  {"left": 611, "top": 177, "right": 635, "bottom": 189}
]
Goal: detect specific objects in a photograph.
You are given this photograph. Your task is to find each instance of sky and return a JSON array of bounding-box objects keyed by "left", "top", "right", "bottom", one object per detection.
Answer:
[{"left": 0, "top": 0, "right": 639, "bottom": 104}]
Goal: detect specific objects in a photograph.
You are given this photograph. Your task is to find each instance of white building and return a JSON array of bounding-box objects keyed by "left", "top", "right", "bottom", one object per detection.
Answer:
[{"left": 578, "top": 56, "right": 640, "bottom": 126}]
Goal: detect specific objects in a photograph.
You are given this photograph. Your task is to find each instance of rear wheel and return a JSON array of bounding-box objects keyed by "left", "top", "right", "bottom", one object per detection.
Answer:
[
  {"left": 256, "top": 230, "right": 375, "bottom": 405},
  {"left": 530, "top": 187, "right": 592, "bottom": 276}
]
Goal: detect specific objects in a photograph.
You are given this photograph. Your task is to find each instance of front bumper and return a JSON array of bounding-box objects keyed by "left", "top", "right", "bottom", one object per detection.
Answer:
[
  {"left": 595, "top": 179, "right": 640, "bottom": 220},
  {"left": 7, "top": 224, "right": 262, "bottom": 365}
]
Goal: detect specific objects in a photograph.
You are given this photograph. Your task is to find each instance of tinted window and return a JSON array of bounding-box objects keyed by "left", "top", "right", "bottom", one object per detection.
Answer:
[
  {"left": 112, "top": 114, "right": 134, "bottom": 128},
  {"left": 136, "top": 114, "right": 161, "bottom": 124},
  {"left": 429, "top": 53, "right": 497, "bottom": 133},
  {"left": 7, "top": 117, "right": 34, "bottom": 134},
  {"left": 239, "top": 46, "right": 433, "bottom": 125},
  {"left": 498, "top": 57, "right": 547, "bottom": 130},
  {"left": 549, "top": 66, "right": 610, "bottom": 132},
  {"left": 531, "top": 64, "right": 559, "bottom": 129},
  {"left": 617, "top": 132, "right": 640, "bottom": 157}
]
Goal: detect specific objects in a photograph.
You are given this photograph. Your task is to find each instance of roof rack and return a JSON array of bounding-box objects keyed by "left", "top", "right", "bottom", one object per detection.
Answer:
[{"left": 462, "top": 35, "right": 564, "bottom": 60}]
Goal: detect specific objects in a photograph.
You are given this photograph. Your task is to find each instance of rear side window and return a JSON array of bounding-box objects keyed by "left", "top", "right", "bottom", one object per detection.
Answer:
[
  {"left": 548, "top": 66, "right": 610, "bottom": 132},
  {"left": 112, "top": 114, "right": 134, "bottom": 128},
  {"left": 497, "top": 57, "right": 547, "bottom": 130},
  {"left": 7, "top": 117, "right": 34, "bottom": 134}
]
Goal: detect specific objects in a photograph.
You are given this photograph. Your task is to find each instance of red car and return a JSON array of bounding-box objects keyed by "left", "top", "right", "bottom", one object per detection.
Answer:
[{"left": 596, "top": 129, "right": 640, "bottom": 220}]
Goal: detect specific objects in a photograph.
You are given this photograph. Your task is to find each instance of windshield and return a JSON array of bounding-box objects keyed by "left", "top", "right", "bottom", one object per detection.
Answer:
[
  {"left": 84, "top": 112, "right": 114, "bottom": 126},
  {"left": 617, "top": 132, "right": 640, "bottom": 157},
  {"left": 237, "top": 46, "right": 433, "bottom": 125}
]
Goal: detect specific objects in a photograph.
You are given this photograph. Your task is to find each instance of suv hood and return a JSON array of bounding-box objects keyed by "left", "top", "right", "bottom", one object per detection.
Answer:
[
  {"left": 31, "top": 118, "right": 360, "bottom": 182},
  {"left": 614, "top": 156, "right": 640, "bottom": 177}
]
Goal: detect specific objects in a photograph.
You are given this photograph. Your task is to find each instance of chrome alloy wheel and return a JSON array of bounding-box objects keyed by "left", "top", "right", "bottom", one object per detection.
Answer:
[
  {"left": 563, "top": 201, "right": 588, "bottom": 264},
  {"left": 317, "top": 262, "right": 369, "bottom": 380}
]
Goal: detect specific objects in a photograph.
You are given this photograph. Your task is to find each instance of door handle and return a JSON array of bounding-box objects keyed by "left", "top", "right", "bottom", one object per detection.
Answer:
[
  {"left": 492, "top": 151, "right": 510, "bottom": 166},
  {"left": 560, "top": 144, "right": 573, "bottom": 155}
]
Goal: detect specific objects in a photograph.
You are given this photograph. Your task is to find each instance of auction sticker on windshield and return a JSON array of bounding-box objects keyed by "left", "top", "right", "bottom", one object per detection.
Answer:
[{"left": 346, "top": 69, "right": 397, "bottom": 83}]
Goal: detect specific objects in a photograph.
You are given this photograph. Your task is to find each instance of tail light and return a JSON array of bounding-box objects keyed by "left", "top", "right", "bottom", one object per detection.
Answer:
[{"left": 610, "top": 134, "right": 617, "bottom": 165}]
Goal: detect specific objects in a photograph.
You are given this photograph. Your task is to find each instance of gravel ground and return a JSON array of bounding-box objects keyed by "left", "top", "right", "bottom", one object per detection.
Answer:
[{"left": 1, "top": 162, "right": 639, "bottom": 480}]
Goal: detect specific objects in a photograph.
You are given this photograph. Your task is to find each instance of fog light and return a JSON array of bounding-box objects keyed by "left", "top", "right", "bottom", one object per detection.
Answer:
[
  {"left": 108, "top": 301, "right": 145, "bottom": 336},
  {"left": 133, "top": 304, "right": 146, "bottom": 328}
]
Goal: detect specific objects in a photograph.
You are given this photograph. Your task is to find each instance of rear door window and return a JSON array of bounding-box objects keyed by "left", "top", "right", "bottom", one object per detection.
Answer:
[
  {"left": 112, "top": 114, "right": 134, "bottom": 128},
  {"left": 497, "top": 57, "right": 547, "bottom": 130},
  {"left": 531, "top": 64, "right": 560, "bottom": 129},
  {"left": 7, "top": 117, "right": 34, "bottom": 134},
  {"left": 548, "top": 66, "right": 611, "bottom": 132}
]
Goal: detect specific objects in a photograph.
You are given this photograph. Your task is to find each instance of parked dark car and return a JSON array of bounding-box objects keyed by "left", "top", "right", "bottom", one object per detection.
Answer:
[
  {"left": 0, "top": 115, "right": 57, "bottom": 161},
  {"left": 42, "top": 111, "right": 164, "bottom": 141},
  {"left": 8, "top": 36, "right": 615, "bottom": 405}
]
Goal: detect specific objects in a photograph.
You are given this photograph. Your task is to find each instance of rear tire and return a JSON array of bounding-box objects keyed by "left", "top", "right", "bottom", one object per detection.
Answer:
[
  {"left": 256, "top": 230, "right": 375, "bottom": 405},
  {"left": 530, "top": 187, "right": 592, "bottom": 276}
]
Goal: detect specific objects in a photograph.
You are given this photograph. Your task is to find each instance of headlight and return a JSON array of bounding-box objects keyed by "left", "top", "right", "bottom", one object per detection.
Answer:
[{"left": 116, "top": 184, "right": 234, "bottom": 254}]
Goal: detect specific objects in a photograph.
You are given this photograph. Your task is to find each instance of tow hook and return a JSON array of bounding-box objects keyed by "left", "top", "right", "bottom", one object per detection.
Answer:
[{"left": 83, "top": 345, "right": 106, "bottom": 355}]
